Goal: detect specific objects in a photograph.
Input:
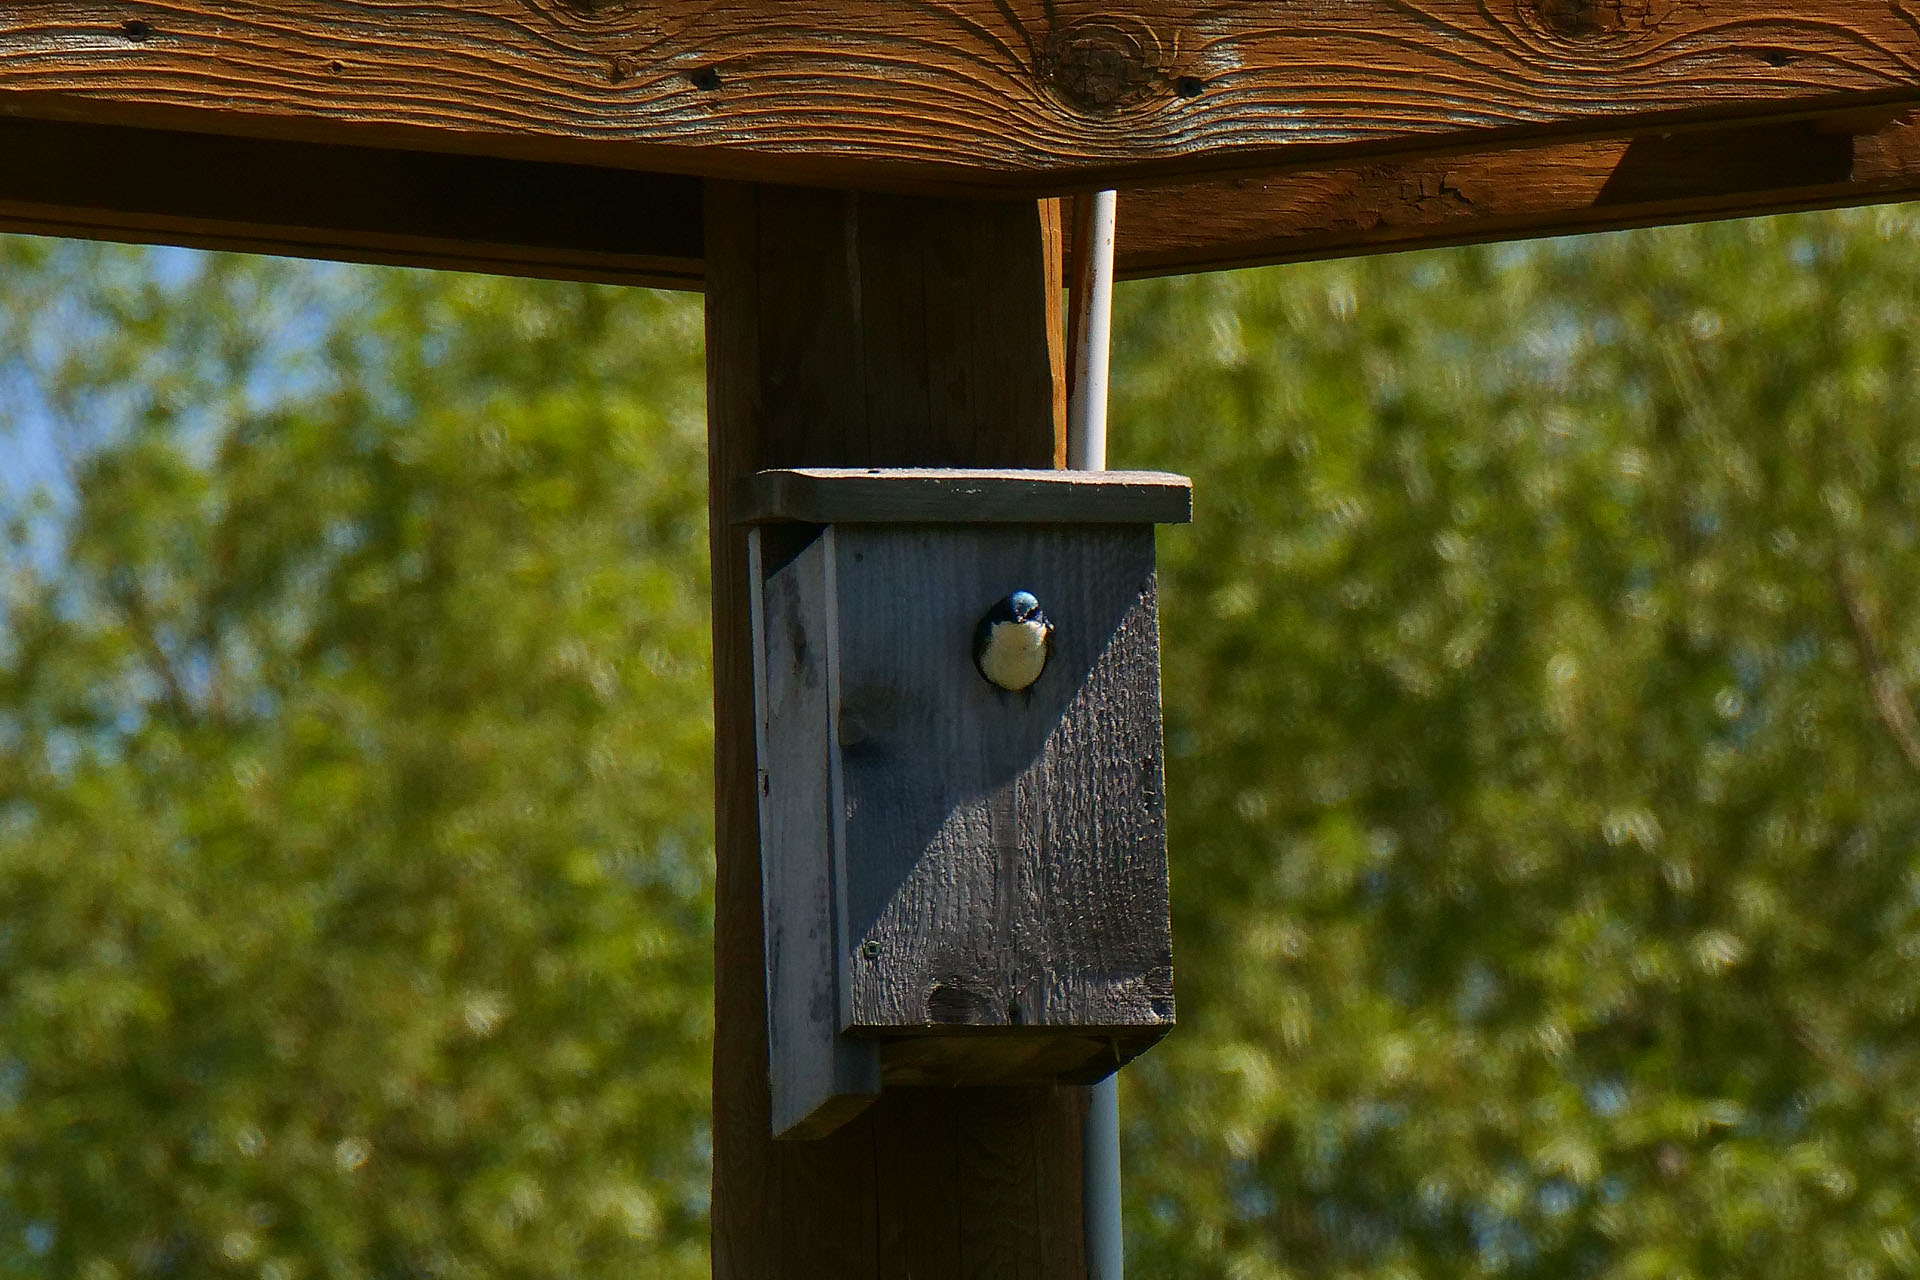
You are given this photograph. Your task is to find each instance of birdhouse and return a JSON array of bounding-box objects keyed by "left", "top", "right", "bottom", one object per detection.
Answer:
[{"left": 741, "top": 467, "right": 1192, "bottom": 1140}]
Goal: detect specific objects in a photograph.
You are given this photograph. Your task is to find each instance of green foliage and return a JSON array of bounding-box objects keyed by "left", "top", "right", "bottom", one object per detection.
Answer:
[
  {"left": 1118, "top": 209, "right": 1920, "bottom": 1278},
  {"left": 7, "top": 203, "right": 1920, "bottom": 1278},
  {"left": 0, "top": 244, "right": 713, "bottom": 1278}
]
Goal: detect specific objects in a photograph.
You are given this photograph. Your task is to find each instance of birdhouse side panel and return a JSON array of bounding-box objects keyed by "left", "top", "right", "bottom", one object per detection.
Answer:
[
  {"left": 749, "top": 529, "right": 880, "bottom": 1139},
  {"left": 825, "top": 524, "right": 1174, "bottom": 1035}
]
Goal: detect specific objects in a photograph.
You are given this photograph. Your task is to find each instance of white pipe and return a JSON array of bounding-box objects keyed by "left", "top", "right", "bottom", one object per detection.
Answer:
[
  {"left": 1084, "top": 1073, "right": 1124, "bottom": 1280},
  {"left": 1067, "top": 188, "right": 1124, "bottom": 1280},
  {"left": 1067, "top": 189, "right": 1117, "bottom": 473}
]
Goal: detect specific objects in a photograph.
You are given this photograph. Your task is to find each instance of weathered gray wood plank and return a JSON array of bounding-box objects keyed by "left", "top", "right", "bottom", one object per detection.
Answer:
[
  {"left": 750, "top": 529, "right": 881, "bottom": 1140},
  {"left": 735, "top": 468, "right": 1192, "bottom": 528},
  {"left": 829, "top": 525, "right": 1174, "bottom": 1041}
]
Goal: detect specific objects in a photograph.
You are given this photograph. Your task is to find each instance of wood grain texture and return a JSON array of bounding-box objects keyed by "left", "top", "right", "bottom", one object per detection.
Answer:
[
  {"left": 829, "top": 526, "right": 1174, "bottom": 1046},
  {"left": 706, "top": 181, "right": 1081, "bottom": 1278},
  {"left": 736, "top": 468, "right": 1192, "bottom": 527},
  {"left": 749, "top": 528, "right": 882, "bottom": 1140},
  {"left": 12, "top": 113, "right": 1920, "bottom": 292},
  {"left": 1042, "top": 197, "right": 1069, "bottom": 468},
  {"left": 5, "top": 1, "right": 1920, "bottom": 191},
  {"left": 880, "top": 1030, "right": 1147, "bottom": 1085},
  {"left": 0, "top": 115, "right": 701, "bottom": 287},
  {"left": 1114, "top": 111, "right": 1920, "bottom": 277},
  {"left": 871, "top": 1085, "right": 1085, "bottom": 1280},
  {"left": 954, "top": 1086, "right": 1048, "bottom": 1280}
]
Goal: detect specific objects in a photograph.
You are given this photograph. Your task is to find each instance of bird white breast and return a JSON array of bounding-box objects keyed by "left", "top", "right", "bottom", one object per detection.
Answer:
[{"left": 980, "top": 619, "right": 1051, "bottom": 691}]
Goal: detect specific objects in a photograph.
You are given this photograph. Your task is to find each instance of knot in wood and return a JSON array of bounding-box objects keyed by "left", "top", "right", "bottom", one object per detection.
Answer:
[
  {"left": 1040, "top": 18, "right": 1167, "bottom": 116},
  {"left": 518, "top": 0, "right": 644, "bottom": 32},
  {"left": 1521, "top": 0, "right": 1666, "bottom": 43}
]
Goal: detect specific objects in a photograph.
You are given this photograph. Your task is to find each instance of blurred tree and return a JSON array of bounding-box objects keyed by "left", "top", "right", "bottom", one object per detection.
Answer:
[
  {"left": 1119, "top": 209, "right": 1920, "bottom": 1279},
  {"left": 0, "top": 242, "right": 714, "bottom": 1278},
  {"left": 8, "top": 202, "right": 1920, "bottom": 1280}
]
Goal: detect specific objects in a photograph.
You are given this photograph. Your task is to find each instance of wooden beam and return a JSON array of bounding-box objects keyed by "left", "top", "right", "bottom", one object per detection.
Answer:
[
  {"left": 9, "top": 112, "right": 1920, "bottom": 291},
  {"left": 1113, "top": 111, "right": 1920, "bottom": 277},
  {"left": 3, "top": 2, "right": 1920, "bottom": 191},
  {"left": 705, "top": 183, "right": 1085, "bottom": 1277},
  {"left": 0, "top": 116, "right": 702, "bottom": 288}
]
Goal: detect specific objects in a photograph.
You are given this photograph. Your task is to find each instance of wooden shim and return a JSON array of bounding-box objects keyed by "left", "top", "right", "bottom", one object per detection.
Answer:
[
  {"left": 4, "top": 2, "right": 1920, "bottom": 191},
  {"left": 1115, "top": 112, "right": 1920, "bottom": 278},
  {"left": 831, "top": 525, "right": 1174, "bottom": 1041},
  {"left": 0, "top": 116, "right": 701, "bottom": 288},
  {"left": 749, "top": 528, "right": 882, "bottom": 1141},
  {"left": 735, "top": 468, "right": 1192, "bottom": 527}
]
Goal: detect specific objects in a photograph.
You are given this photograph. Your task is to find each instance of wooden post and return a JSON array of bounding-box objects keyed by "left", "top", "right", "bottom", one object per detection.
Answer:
[{"left": 705, "top": 184, "right": 1087, "bottom": 1277}]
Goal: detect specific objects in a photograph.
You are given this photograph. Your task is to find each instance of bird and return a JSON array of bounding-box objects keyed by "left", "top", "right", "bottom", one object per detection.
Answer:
[{"left": 973, "top": 590, "right": 1055, "bottom": 693}]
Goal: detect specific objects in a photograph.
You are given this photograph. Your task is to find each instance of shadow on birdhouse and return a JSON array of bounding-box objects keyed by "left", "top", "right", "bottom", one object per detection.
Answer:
[{"left": 740, "top": 468, "right": 1191, "bottom": 1140}]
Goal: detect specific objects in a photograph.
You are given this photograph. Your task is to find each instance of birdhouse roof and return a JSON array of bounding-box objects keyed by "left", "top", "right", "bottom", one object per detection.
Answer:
[{"left": 735, "top": 470, "right": 1193, "bottom": 526}]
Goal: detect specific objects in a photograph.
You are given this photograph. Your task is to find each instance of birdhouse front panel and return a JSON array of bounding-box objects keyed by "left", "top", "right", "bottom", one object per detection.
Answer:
[{"left": 826, "top": 523, "right": 1173, "bottom": 1037}]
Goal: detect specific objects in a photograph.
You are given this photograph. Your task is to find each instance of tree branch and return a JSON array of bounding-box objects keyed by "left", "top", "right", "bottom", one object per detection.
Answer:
[
  {"left": 1836, "top": 556, "right": 1920, "bottom": 780},
  {"left": 107, "top": 574, "right": 197, "bottom": 728}
]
